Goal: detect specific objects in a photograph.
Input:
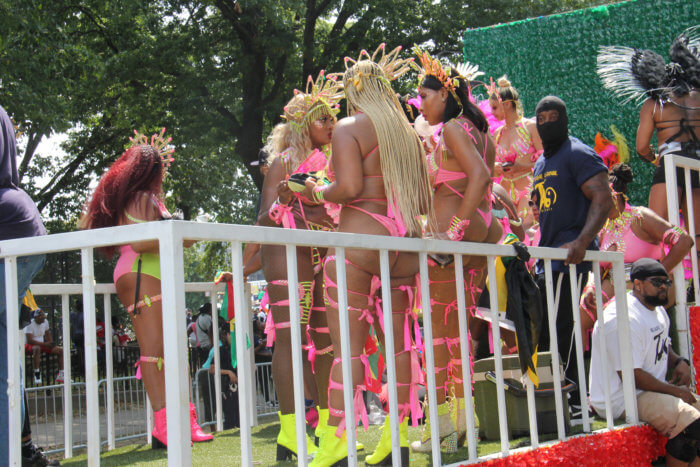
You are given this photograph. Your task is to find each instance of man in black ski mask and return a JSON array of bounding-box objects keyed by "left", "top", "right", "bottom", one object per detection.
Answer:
[
  {"left": 535, "top": 96, "right": 569, "bottom": 157},
  {"left": 532, "top": 96, "right": 613, "bottom": 415}
]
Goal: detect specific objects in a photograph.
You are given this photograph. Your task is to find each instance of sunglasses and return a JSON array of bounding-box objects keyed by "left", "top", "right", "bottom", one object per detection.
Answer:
[{"left": 646, "top": 277, "right": 672, "bottom": 288}]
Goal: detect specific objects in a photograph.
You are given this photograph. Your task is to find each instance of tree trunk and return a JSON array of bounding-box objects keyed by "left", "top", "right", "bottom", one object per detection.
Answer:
[{"left": 237, "top": 52, "right": 267, "bottom": 191}]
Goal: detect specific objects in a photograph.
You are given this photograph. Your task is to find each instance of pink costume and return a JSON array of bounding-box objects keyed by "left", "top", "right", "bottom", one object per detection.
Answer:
[
  {"left": 323, "top": 145, "right": 423, "bottom": 434},
  {"left": 423, "top": 116, "right": 494, "bottom": 395},
  {"left": 265, "top": 147, "right": 335, "bottom": 366},
  {"left": 495, "top": 119, "right": 542, "bottom": 214}
]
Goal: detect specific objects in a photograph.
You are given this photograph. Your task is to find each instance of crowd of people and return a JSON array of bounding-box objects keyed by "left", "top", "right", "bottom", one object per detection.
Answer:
[{"left": 0, "top": 26, "right": 698, "bottom": 467}]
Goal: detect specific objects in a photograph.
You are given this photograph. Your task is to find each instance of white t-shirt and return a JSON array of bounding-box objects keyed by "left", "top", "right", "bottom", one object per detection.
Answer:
[
  {"left": 24, "top": 319, "right": 49, "bottom": 344},
  {"left": 589, "top": 292, "right": 670, "bottom": 419},
  {"left": 195, "top": 314, "right": 213, "bottom": 349}
]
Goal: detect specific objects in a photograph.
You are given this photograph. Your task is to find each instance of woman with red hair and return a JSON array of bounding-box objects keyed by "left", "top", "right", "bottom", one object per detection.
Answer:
[{"left": 80, "top": 132, "right": 208, "bottom": 448}]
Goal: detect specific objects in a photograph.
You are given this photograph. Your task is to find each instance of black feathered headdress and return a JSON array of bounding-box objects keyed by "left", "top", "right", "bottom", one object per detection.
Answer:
[{"left": 597, "top": 26, "right": 699, "bottom": 105}]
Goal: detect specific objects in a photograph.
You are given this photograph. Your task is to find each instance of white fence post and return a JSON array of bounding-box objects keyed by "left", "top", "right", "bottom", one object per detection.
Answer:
[
  {"left": 60, "top": 293, "right": 73, "bottom": 458},
  {"left": 231, "top": 241, "right": 253, "bottom": 466},
  {"left": 159, "top": 222, "right": 191, "bottom": 466},
  {"left": 104, "top": 294, "right": 116, "bottom": 450},
  {"left": 81, "top": 248, "right": 101, "bottom": 466}
]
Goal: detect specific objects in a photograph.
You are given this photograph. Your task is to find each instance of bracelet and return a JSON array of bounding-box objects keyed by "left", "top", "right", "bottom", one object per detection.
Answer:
[
  {"left": 508, "top": 217, "right": 523, "bottom": 226},
  {"left": 673, "top": 357, "right": 690, "bottom": 369},
  {"left": 312, "top": 185, "right": 328, "bottom": 204},
  {"left": 447, "top": 215, "right": 470, "bottom": 241}
]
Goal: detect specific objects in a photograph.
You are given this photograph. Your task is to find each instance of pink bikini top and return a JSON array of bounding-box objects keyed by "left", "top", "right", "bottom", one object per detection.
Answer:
[
  {"left": 495, "top": 119, "right": 540, "bottom": 164},
  {"left": 427, "top": 116, "right": 489, "bottom": 200},
  {"left": 600, "top": 204, "right": 662, "bottom": 264}
]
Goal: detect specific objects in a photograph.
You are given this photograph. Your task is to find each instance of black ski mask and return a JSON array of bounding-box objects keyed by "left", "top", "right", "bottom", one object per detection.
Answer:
[{"left": 535, "top": 96, "right": 569, "bottom": 157}]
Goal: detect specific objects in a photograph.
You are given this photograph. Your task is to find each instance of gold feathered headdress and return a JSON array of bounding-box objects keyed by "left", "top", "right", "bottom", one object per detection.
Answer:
[{"left": 283, "top": 70, "right": 343, "bottom": 133}]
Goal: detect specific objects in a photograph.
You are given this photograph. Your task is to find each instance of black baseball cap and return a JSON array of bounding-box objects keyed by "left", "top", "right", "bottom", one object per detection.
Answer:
[
  {"left": 630, "top": 258, "right": 668, "bottom": 281},
  {"left": 250, "top": 149, "right": 269, "bottom": 167}
]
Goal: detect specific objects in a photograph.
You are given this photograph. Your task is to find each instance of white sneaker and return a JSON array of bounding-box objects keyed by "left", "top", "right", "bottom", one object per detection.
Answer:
[
  {"left": 33, "top": 372, "right": 42, "bottom": 385},
  {"left": 56, "top": 370, "right": 68, "bottom": 384}
]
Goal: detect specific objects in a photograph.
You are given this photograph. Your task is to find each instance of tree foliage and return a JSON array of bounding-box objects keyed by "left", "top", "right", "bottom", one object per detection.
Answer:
[{"left": 0, "top": 0, "right": 614, "bottom": 283}]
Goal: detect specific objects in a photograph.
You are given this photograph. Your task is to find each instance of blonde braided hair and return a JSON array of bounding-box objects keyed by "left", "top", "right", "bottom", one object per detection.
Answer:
[{"left": 343, "top": 59, "right": 433, "bottom": 236}]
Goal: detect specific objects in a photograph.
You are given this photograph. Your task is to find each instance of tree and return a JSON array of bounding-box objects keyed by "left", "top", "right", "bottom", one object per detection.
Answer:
[{"left": 1, "top": 0, "right": 614, "bottom": 282}]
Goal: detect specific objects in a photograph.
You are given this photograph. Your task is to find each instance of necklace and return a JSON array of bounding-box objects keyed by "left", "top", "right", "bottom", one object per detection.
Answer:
[{"left": 600, "top": 203, "right": 640, "bottom": 253}]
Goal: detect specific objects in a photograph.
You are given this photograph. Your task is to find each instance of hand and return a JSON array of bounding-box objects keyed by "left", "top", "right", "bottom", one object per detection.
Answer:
[
  {"left": 581, "top": 288, "right": 597, "bottom": 313},
  {"left": 301, "top": 178, "right": 320, "bottom": 205},
  {"left": 674, "top": 385, "right": 696, "bottom": 404},
  {"left": 218, "top": 272, "right": 233, "bottom": 283},
  {"left": 670, "top": 360, "right": 692, "bottom": 387},
  {"left": 276, "top": 180, "right": 294, "bottom": 205},
  {"left": 560, "top": 238, "right": 587, "bottom": 265},
  {"left": 493, "top": 163, "right": 504, "bottom": 177},
  {"left": 425, "top": 231, "right": 450, "bottom": 241}
]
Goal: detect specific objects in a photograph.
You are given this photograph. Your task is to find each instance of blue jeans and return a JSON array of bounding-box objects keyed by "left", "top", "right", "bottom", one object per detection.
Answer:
[{"left": 1, "top": 254, "right": 45, "bottom": 465}]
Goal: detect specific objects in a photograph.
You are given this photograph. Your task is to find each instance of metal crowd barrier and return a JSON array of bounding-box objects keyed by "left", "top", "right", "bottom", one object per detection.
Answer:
[{"left": 2, "top": 220, "right": 639, "bottom": 466}]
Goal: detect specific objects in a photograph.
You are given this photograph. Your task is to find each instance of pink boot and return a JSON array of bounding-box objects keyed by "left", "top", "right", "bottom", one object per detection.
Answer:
[
  {"left": 152, "top": 407, "right": 167, "bottom": 449},
  {"left": 190, "top": 403, "right": 214, "bottom": 442}
]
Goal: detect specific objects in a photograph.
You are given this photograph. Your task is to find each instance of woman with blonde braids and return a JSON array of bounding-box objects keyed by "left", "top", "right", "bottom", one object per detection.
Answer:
[
  {"left": 303, "top": 45, "right": 433, "bottom": 466},
  {"left": 412, "top": 48, "right": 502, "bottom": 452},
  {"left": 257, "top": 72, "right": 341, "bottom": 461},
  {"left": 489, "top": 76, "right": 543, "bottom": 228}
]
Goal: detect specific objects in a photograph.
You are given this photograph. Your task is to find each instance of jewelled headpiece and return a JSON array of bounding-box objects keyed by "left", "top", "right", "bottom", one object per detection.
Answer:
[
  {"left": 283, "top": 70, "right": 343, "bottom": 133},
  {"left": 128, "top": 127, "right": 175, "bottom": 170},
  {"left": 338, "top": 43, "right": 414, "bottom": 92},
  {"left": 412, "top": 45, "right": 479, "bottom": 108}
]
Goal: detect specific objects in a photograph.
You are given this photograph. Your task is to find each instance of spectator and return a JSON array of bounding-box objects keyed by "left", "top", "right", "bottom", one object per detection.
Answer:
[
  {"left": 69, "top": 299, "right": 85, "bottom": 373},
  {"left": 195, "top": 303, "right": 214, "bottom": 363},
  {"left": 200, "top": 316, "right": 239, "bottom": 429},
  {"left": 532, "top": 96, "right": 613, "bottom": 414},
  {"left": 590, "top": 258, "right": 700, "bottom": 466},
  {"left": 0, "top": 104, "right": 55, "bottom": 465},
  {"left": 24, "top": 310, "right": 66, "bottom": 385}
]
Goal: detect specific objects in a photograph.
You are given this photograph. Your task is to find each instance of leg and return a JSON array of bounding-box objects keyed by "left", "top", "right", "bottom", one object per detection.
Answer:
[
  {"left": 263, "top": 246, "right": 315, "bottom": 415},
  {"left": 308, "top": 270, "right": 333, "bottom": 410},
  {"left": 261, "top": 244, "right": 318, "bottom": 459},
  {"left": 116, "top": 273, "right": 165, "bottom": 411},
  {"left": 32, "top": 347, "right": 40, "bottom": 374},
  {"left": 427, "top": 266, "right": 458, "bottom": 405},
  {"left": 51, "top": 346, "right": 64, "bottom": 370},
  {"left": 324, "top": 253, "right": 374, "bottom": 430}
]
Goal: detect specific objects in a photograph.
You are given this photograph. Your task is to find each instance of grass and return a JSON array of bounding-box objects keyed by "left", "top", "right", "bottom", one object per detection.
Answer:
[{"left": 57, "top": 417, "right": 612, "bottom": 466}]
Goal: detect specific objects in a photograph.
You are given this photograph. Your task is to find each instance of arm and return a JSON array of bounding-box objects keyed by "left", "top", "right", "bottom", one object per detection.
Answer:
[
  {"left": 242, "top": 249, "right": 262, "bottom": 278},
  {"left": 636, "top": 99, "right": 656, "bottom": 163},
  {"left": 25, "top": 332, "right": 50, "bottom": 348},
  {"left": 443, "top": 121, "right": 491, "bottom": 223},
  {"left": 638, "top": 206, "right": 694, "bottom": 271},
  {"left": 492, "top": 184, "right": 525, "bottom": 240},
  {"left": 622, "top": 368, "right": 695, "bottom": 404},
  {"left": 256, "top": 157, "right": 288, "bottom": 227},
  {"left": 305, "top": 119, "right": 364, "bottom": 204},
  {"left": 562, "top": 171, "right": 613, "bottom": 265},
  {"left": 43, "top": 329, "right": 54, "bottom": 347},
  {"left": 526, "top": 119, "right": 543, "bottom": 153},
  {"left": 668, "top": 346, "right": 692, "bottom": 387}
]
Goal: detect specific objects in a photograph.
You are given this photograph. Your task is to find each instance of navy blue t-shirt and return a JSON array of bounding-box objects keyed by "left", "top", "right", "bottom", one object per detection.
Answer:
[{"left": 533, "top": 136, "right": 607, "bottom": 273}]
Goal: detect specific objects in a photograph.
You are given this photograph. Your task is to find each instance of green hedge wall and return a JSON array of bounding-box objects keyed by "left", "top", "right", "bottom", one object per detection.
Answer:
[{"left": 462, "top": 0, "right": 699, "bottom": 205}]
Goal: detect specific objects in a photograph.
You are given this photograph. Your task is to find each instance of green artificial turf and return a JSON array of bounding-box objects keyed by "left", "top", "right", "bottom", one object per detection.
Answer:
[{"left": 57, "top": 417, "right": 612, "bottom": 466}]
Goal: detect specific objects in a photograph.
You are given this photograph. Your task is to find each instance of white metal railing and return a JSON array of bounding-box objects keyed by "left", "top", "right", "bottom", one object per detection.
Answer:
[
  {"left": 664, "top": 154, "right": 700, "bottom": 360},
  {"left": 2, "top": 220, "right": 639, "bottom": 466}
]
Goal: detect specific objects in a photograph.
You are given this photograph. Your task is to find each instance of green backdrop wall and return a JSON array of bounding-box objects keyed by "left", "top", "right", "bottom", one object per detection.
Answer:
[{"left": 462, "top": 0, "right": 699, "bottom": 205}]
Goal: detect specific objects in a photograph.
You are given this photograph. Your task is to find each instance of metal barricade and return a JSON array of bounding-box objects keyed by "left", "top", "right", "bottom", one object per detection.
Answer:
[{"left": 1, "top": 221, "right": 638, "bottom": 466}]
